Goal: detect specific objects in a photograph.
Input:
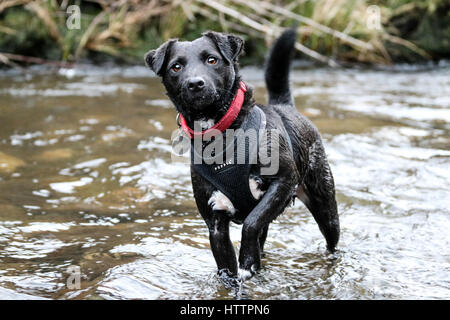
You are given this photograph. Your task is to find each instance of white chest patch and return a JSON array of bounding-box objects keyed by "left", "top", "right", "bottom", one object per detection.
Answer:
[
  {"left": 207, "top": 178, "right": 265, "bottom": 214},
  {"left": 249, "top": 177, "right": 265, "bottom": 200},
  {"left": 199, "top": 118, "right": 215, "bottom": 130},
  {"left": 208, "top": 191, "right": 236, "bottom": 214}
]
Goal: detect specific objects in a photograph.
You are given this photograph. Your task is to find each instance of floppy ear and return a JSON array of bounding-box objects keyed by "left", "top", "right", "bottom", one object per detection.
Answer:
[
  {"left": 144, "top": 39, "right": 177, "bottom": 75},
  {"left": 202, "top": 31, "right": 244, "bottom": 63}
]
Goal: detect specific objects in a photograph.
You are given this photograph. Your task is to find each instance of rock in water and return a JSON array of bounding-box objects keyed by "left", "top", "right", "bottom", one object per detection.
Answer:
[{"left": 0, "top": 152, "right": 25, "bottom": 173}]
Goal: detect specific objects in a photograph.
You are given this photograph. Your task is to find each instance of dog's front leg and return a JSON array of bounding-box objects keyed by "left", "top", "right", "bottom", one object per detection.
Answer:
[
  {"left": 238, "top": 179, "right": 294, "bottom": 280},
  {"left": 207, "top": 211, "right": 238, "bottom": 276}
]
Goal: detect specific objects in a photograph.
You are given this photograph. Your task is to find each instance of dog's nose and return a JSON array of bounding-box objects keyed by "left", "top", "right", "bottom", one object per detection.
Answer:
[{"left": 187, "top": 77, "right": 205, "bottom": 92}]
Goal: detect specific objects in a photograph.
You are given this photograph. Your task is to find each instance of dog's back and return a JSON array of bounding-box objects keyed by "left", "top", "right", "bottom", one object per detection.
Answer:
[
  {"left": 263, "top": 28, "right": 321, "bottom": 153},
  {"left": 263, "top": 28, "right": 320, "bottom": 173},
  {"left": 263, "top": 28, "right": 340, "bottom": 253}
]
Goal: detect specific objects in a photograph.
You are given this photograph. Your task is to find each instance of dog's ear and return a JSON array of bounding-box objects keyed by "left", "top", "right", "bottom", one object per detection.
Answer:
[
  {"left": 144, "top": 39, "right": 177, "bottom": 75},
  {"left": 202, "top": 31, "right": 244, "bottom": 63}
]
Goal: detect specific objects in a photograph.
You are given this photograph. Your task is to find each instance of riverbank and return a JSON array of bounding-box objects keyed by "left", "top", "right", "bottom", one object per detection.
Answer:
[{"left": 0, "top": 0, "right": 449, "bottom": 67}]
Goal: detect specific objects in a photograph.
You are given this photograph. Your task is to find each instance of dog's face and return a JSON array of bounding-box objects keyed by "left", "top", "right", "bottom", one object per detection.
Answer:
[{"left": 145, "top": 32, "right": 244, "bottom": 115}]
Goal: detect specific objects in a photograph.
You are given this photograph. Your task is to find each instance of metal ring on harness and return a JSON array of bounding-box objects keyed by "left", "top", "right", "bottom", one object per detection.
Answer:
[{"left": 176, "top": 113, "right": 181, "bottom": 128}]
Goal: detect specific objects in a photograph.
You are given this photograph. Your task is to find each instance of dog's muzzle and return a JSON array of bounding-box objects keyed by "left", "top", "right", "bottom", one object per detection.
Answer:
[
  {"left": 187, "top": 77, "right": 205, "bottom": 92},
  {"left": 182, "top": 78, "right": 216, "bottom": 109}
]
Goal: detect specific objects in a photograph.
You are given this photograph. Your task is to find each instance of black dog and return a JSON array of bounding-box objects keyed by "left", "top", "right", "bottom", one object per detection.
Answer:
[{"left": 145, "top": 28, "right": 339, "bottom": 282}]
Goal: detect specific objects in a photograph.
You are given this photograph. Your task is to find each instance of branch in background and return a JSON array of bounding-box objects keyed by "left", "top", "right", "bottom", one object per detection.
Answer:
[
  {"left": 0, "top": 0, "right": 31, "bottom": 14},
  {"left": 196, "top": 0, "right": 273, "bottom": 34},
  {"left": 0, "top": 25, "right": 17, "bottom": 35},
  {"left": 230, "top": 0, "right": 374, "bottom": 51},
  {"left": 190, "top": 4, "right": 262, "bottom": 39},
  {"left": 76, "top": 0, "right": 171, "bottom": 60},
  {"left": 195, "top": 0, "right": 338, "bottom": 66},
  {"left": 25, "top": 1, "right": 62, "bottom": 45},
  {"left": 383, "top": 34, "right": 431, "bottom": 59},
  {"left": 0, "top": 52, "right": 76, "bottom": 67},
  {"left": 74, "top": 10, "right": 108, "bottom": 60},
  {"left": 0, "top": 53, "right": 21, "bottom": 68}
]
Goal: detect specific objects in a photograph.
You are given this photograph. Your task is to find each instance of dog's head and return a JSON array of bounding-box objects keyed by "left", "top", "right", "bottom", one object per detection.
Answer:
[{"left": 145, "top": 32, "right": 244, "bottom": 118}]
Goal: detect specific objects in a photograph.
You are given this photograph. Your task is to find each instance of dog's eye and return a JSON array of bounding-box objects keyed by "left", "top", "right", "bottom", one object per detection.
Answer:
[
  {"left": 206, "top": 56, "right": 218, "bottom": 65},
  {"left": 171, "top": 63, "right": 182, "bottom": 72}
]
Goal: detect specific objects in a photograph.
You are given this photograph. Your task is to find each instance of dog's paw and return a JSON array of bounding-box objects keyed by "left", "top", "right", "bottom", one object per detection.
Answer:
[
  {"left": 217, "top": 268, "right": 234, "bottom": 278},
  {"left": 238, "top": 264, "right": 258, "bottom": 282},
  {"left": 217, "top": 268, "right": 239, "bottom": 288},
  {"left": 326, "top": 248, "right": 340, "bottom": 260},
  {"left": 238, "top": 268, "right": 253, "bottom": 282}
]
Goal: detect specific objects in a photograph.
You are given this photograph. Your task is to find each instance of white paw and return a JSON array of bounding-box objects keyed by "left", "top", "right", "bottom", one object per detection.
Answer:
[
  {"left": 238, "top": 268, "right": 253, "bottom": 282},
  {"left": 208, "top": 191, "right": 236, "bottom": 214}
]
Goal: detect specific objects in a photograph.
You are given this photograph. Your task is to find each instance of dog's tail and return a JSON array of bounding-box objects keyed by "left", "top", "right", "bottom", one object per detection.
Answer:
[{"left": 264, "top": 27, "right": 297, "bottom": 106}]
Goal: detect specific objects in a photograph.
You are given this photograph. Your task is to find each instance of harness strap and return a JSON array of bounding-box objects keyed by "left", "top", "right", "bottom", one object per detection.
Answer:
[{"left": 191, "top": 106, "right": 265, "bottom": 216}]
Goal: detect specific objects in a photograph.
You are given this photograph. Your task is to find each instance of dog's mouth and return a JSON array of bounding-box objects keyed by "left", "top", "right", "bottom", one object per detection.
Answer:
[{"left": 182, "top": 87, "right": 218, "bottom": 110}]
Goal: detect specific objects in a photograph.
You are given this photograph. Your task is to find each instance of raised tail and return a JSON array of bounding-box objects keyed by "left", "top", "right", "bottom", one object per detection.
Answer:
[{"left": 264, "top": 27, "right": 297, "bottom": 106}]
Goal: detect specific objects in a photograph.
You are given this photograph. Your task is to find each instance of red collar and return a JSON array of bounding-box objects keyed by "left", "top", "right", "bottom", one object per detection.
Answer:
[{"left": 179, "top": 81, "right": 247, "bottom": 139}]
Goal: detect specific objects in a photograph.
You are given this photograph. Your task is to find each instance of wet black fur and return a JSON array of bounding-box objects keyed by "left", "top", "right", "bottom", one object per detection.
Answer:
[{"left": 145, "top": 28, "right": 340, "bottom": 282}]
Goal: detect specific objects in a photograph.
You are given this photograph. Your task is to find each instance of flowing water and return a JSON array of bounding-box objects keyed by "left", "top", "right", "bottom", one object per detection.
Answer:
[{"left": 0, "top": 62, "right": 449, "bottom": 300}]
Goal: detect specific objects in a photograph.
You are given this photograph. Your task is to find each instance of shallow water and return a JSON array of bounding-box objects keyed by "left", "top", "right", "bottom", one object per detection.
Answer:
[{"left": 0, "top": 62, "right": 449, "bottom": 300}]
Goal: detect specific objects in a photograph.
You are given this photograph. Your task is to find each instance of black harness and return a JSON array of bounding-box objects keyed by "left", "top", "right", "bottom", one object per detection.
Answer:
[{"left": 190, "top": 106, "right": 266, "bottom": 215}]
